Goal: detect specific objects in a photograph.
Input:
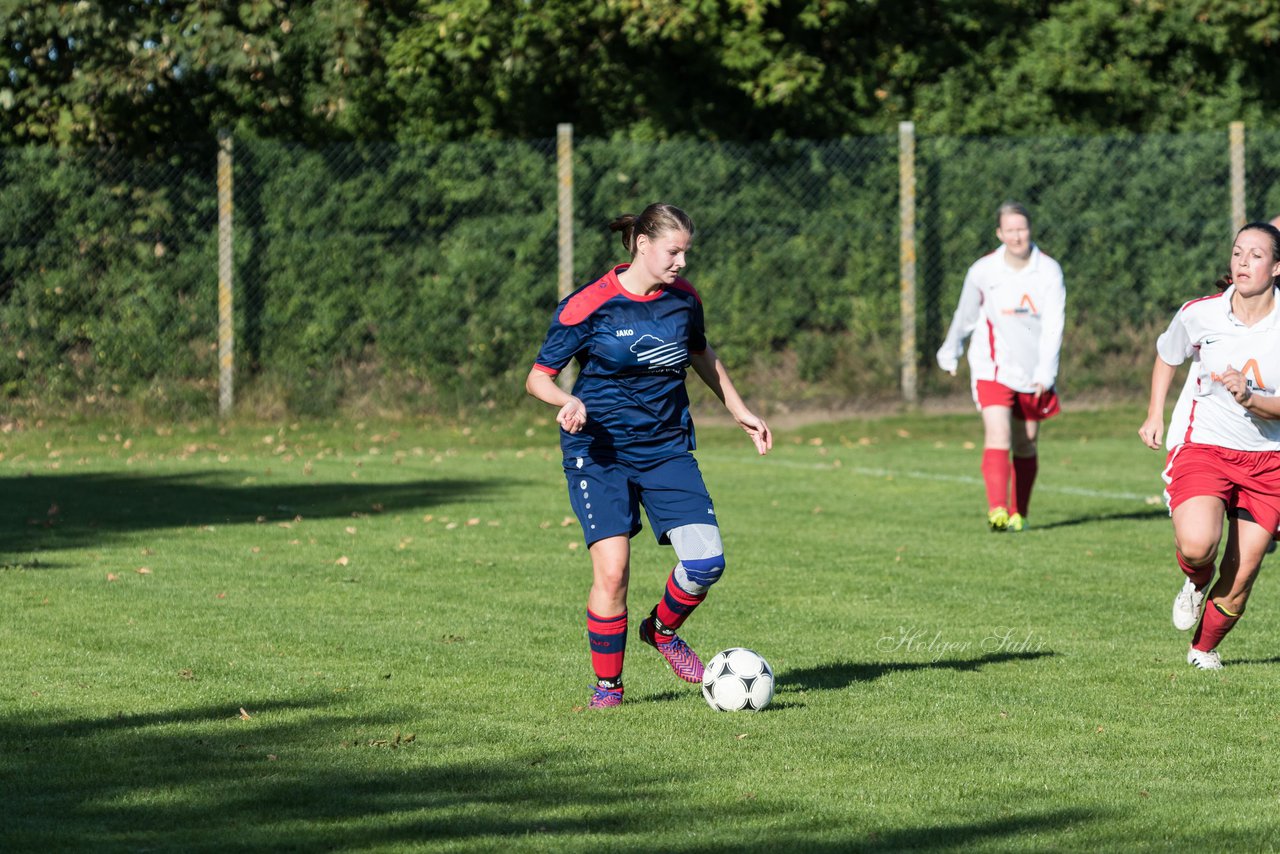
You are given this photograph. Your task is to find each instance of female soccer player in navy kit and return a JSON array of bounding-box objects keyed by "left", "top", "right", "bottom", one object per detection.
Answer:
[
  {"left": 937, "top": 202, "right": 1066, "bottom": 532},
  {"left": 1139, "top": 222, "right": 1280, "bottom": 670},
  {"left": 525, "top": 203, "right": 772, "bottom": 708}
]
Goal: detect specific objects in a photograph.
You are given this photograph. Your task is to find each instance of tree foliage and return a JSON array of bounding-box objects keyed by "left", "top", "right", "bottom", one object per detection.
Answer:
[{"left": 5, "top": 0, "right": 1280, "bottom": 150}]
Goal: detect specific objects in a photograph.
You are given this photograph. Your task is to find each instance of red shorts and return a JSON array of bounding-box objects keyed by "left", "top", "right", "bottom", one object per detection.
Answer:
[
  {"left": 1163, "top": 443, "right": 1280, "bottom": 535},
  {"left": 974, "top": 380, "right": 1061, "bottom": 421}
]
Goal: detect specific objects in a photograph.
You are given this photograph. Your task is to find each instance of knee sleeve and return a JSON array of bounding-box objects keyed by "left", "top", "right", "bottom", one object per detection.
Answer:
[{"left": 669, "top": 524, "right": 725, "bottom": 594}]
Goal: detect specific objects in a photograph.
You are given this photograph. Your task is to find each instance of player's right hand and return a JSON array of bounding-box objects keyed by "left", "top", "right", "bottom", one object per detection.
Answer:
[
  {"left": 557, "top": 397, "right": 587, "bottom": 433},
  {"left": 1137, "top": 416, "right": 1163, "bottom": 450}
]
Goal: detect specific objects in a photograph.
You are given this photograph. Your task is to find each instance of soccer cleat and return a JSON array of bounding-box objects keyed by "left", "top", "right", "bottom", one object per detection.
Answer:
[
  {"left": 1007, "top": 513, "right": 1026, "bottom": 533},
  {"left": 1172, "top": 578, "right": 1208, "bottom": 632},
  {"left": 1187, "top": 647, "right": 1223, "bottom": 671},
  {"left": 988, "top": 506, "right": 1009, "bottom": 532},
  {"left": 588, "top": 683, "right": 624, "bottom": 708},
  {"left": 639, "top": 615, "right": 705, "bottom": 683}
]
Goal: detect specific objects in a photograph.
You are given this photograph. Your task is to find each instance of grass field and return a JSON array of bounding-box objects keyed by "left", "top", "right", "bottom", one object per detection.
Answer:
[{"left": 4, "top": 404, "right": 1280, "bottom": 851}]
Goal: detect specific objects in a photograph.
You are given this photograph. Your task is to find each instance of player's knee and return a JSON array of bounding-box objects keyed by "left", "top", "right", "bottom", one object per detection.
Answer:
[
  {"left": 678, "top": 554, "right": 725, "bottom": 592},
  {"left": 1176, "top": 541, "right": 1217, "bottom": 568}
]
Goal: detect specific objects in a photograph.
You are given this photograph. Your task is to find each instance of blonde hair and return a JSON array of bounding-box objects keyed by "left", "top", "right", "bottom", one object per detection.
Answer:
[{"left": 997, "top": 201, "right": 1031, "bottom": 229}]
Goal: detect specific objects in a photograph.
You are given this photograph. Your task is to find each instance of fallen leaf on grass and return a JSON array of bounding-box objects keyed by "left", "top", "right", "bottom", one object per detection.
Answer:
[
  {"left": 345, "top": 526, "right": 357, "bottom": 535},
  {"left": 179, "top": 669, "right": 194, "bottom": 680},
  {"left": 106, "top": 573, "right": 119, "bottom": 582},
  {"left": 335, "top": 556, "right": 350, "bottom": 566},
  {"left": 239, "top": 707, "right": 252, "bottom": 720},
  {"left": 136, "top": 567, "right": 152, "bottom": 575},
  {"left": 735, "top": 733, "right": 749, "bottom": 740}
]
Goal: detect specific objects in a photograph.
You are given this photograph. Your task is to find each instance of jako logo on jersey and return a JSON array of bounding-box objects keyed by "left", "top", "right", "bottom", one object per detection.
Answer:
[
  {"left": 1002, "top": 294, "right": 1039, "bottom": 316},
  {"left": 614, "top": 328, "right": 634, "bottom": 337},
  {"left": 629, "top": 334, "right": 688, "bottom": 367}
]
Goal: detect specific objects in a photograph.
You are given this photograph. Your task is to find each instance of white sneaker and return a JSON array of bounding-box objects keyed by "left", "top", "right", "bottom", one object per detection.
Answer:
[
  {"left": 1172, "top": 578, "right": 1207, "bottom": 631},
  {"left": 1187, "top": 647, "right": 1223, "bottom": 670}
]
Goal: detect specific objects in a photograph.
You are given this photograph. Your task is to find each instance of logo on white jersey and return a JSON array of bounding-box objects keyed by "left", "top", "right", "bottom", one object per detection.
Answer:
[
  {"left": 1001, "top": 294, "right": 1039, "bottom": 316},
  {"left": 1210, "top": 360, "right": 1270, "bottom": 393},
  {"left": 630, "top": 334, "right": 687, "bottom": 367}
]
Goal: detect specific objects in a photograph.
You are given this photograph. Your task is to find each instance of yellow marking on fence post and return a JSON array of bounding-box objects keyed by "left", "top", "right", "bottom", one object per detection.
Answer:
[
  {"left": 557, "top": 123, "right": 577, "bottom": 392},
  {"left": 217, "top": 129, "right": 234, "bottom": 417},
  {"left": 898, "top": 121, "right": 918, "bottom": 405},
  {"left": 1230, "top": 121, "right": 1245, "bottom": 232}
]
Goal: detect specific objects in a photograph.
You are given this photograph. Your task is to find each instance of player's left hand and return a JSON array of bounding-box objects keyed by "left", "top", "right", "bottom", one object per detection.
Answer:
[
  {"left": 1032, "top": 383, "right": 1046, "bottom": 402},
  {"left": 737, "top": 412, "right": 772, "bottom": 455},
  {"left": 1213, "top": 365, "right": 1253, "bottom": 406}
]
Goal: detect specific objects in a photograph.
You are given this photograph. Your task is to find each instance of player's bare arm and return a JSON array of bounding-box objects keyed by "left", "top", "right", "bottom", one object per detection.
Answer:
[
  {"left": 1139, "top": 357, "right": 1178, "bottom": 450},
  {"left": 1216, "top": 364, "right": 1280, "bottom": 420},
  {"left": 525, "top": 368, "right": 587, "bottom": 433},
  {"left": 689, "top": 347, "right": 772, "bottom": 455}
]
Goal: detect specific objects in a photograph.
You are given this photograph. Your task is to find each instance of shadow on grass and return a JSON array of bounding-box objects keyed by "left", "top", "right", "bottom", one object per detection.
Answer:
[
  {"left": 1033, "top": 508, "right": 1168, "bottom": 530},
  {"left": 0, "top": 471, "right": 510, "bottom": 558},
  {"left": 0, "top": 697, "right": 1107, "bottom": 852},
  {"left": 781, "top": 650, "right": 1056, "bottom": 694}
]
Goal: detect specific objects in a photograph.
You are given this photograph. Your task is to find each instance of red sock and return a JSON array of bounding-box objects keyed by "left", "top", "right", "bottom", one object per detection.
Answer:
[
  {"left": 1176, "top": 553, "right": 1214, "bottom": 589},
  {"left": 1192, "top": 601, "right": 1240, "bottom": 651},
  {"left": 653, "top": 569, "right": 706, "bottom": 635},
  {"left": 587, "top": 609, "right": 626, "bottom": 684},
  {"left": 1011, "top": 455, "right": 1038, "bottom": 516},
  {"left": 982, "top": 449, "right": 1011, "bottom": 510}
]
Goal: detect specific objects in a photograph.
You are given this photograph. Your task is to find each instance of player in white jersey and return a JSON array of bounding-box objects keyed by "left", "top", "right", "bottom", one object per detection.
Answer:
[
  {"left": 1139, "top": 222, "right": 1280, "bottom": 670},
  {"left": 937, "top": 202, "right": 1066, "bottom": 533}
]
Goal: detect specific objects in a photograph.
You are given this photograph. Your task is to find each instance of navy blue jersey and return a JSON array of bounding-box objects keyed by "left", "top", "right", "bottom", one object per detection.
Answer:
[{"left": 533, "top": 264, "right": 708, "bottom": 465}]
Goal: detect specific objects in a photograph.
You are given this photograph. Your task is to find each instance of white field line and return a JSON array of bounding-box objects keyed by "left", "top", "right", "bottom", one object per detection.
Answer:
[{"left": 696, "top": 453, "right": 1155, "bottom": 503}]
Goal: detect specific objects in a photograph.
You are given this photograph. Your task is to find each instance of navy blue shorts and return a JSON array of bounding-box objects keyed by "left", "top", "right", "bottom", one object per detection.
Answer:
[{"left": 562, "top": 452, "right": 717, "bottom": 547}]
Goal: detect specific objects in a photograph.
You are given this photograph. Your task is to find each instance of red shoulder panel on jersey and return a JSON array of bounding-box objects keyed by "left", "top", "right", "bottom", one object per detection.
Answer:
[
  {"left": 666, "top": 276, "right": 702, "bottom": 303},
  {"left": 1181, "top": 292, "right": 1226, "bottom": 312},
  {"left": 559, "top": 270, "right": 621, "bottom": 326}
]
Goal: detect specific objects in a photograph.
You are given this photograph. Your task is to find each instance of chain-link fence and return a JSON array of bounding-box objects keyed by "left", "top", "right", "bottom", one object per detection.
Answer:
[{"left": 5, "top": 128, "right": 1280, "bottom": 417}]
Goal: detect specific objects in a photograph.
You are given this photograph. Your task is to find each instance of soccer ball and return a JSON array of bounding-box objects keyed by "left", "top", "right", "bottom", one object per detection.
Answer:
[{"left": 701, "top": 648, "right": 774, "bottom": 711}]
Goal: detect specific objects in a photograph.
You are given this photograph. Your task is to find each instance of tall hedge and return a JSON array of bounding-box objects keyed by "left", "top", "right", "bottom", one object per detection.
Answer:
[{"left": 1, "top": 129, "right": 1272, "bottom": 415}]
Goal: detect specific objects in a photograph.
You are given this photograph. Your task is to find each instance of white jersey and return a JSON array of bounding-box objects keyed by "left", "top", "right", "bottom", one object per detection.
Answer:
[
  {"left": 1165, "top": 362, "right": 1198, "bottom": 451},
  {"left": 1157, "top": 286, "right": 1280, "bottom": 451},
  {"left": 936, "top": 244, "right": 1066, "bottom": 393}
]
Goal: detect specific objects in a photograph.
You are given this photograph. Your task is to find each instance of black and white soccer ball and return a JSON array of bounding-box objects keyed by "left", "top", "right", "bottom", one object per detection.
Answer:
[{"left": 701, "top": 648, "right": 774, "bottom": 711}]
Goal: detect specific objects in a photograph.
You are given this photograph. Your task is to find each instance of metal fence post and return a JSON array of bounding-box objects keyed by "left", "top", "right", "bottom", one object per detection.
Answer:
[
  {"left": 217, "top": 129, "right": 234, "bottom": 416},
  {"left": 556, "top": 123, "right": 576, "bottom": 392},
  {"left": 1230, "top": 121, "right": 1246, "bottom": 231},
  {"left": 898, "top": 121, "right": 918, "bottom": 404}
]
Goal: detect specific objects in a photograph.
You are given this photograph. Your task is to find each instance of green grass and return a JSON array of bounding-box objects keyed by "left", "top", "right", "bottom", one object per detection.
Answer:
[{"left": 3, "top": 405, "right": 1280, "bottom": 851}]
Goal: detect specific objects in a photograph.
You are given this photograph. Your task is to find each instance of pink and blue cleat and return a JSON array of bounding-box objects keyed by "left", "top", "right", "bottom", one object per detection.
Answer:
[{"left": 639, "top": 614, "right": 705, "bottom": 683}]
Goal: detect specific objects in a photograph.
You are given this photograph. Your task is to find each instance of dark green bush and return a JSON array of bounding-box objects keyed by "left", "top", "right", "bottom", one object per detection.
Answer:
[{"left": 0, "top": 130, "right": 1259, "bottom": 415}]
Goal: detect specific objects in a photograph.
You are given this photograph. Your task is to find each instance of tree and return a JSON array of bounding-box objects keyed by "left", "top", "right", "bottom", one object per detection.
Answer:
[{"left": 0, "top": 1, "right": 411, "bottom": 153}]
